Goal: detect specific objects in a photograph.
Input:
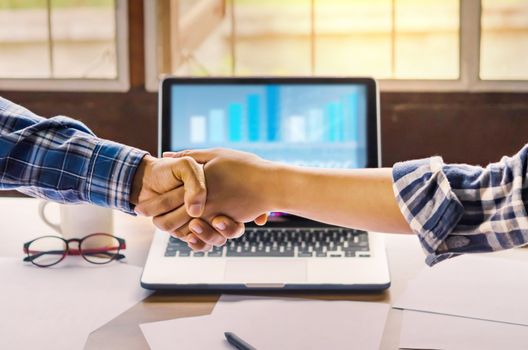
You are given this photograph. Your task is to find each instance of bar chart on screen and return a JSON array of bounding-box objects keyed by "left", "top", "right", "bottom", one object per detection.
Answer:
[
  {"left": 171, "top": 84, "right": 368, "bottom": 169},
  {"left": 186, "top": 88, "right": 362, "bottom": 145}
]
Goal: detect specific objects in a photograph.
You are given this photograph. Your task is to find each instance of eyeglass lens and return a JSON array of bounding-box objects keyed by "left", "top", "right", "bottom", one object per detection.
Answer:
[
  {"left": 26, "top": 236, "right": 67, "bottom": 267},
  {"left": 80, "top": 234, "right": 121, "bottom": 264}
]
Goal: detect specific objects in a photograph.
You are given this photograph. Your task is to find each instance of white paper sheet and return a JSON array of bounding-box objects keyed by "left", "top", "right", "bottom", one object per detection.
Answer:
[
  {"left": 400, "top": 310, "right": 528, "bottom": 350},
  {"left": 393, "top": 255, "right": 528, "bottom": 325},
  {"left": 0, "top": 257, "right": 151, "bottom": 350},
  {"left": 140, "top": 295, "right": 390, "bottom": 350}
]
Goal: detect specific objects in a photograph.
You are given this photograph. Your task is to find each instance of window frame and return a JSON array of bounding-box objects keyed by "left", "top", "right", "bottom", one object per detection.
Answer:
[
  {"left": 0, "top": 0, "right": 129, "bottom": 92},
  {"left": 144, "top": 0, "right": 528, "bottom": 92}
]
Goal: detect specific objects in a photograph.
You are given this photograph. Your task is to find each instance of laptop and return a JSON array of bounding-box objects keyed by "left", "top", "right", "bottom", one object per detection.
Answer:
[{"left": 141, "top": 77, "right": 390, "bottom": 291}]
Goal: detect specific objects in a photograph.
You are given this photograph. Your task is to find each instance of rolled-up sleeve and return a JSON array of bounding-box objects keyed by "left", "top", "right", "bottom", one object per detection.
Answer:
[
  {"left": 393, "top": 145, "right": 528, "bottom": 266},
  {"left": 0, "top": 96, "right": 147, "bottom": 214}
]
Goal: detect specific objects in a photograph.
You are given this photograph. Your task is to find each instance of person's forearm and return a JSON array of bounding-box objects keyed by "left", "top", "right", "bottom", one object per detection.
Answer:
[
  {"left": 267, "top": 165, "right": 412, "bottom": 233},
  {"left": 130, "top": 154, "right": 155, "bottom": 205},
  {"left": 0, "top": 96, "right": 147, "bottom": 212}
]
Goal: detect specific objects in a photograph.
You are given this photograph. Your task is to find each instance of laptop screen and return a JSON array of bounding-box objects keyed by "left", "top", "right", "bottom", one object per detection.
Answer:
[
  {"left": 164, "top": 80, "right": 377, "bottom": 169},
  {"left": 161, "top": 78, "right": 379, "bottom": 224}
]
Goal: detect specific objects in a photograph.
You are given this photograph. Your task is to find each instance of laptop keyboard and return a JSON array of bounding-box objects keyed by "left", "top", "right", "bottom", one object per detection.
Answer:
[{"left": 164, "top": 228, "right": 370, "bottom": 258}]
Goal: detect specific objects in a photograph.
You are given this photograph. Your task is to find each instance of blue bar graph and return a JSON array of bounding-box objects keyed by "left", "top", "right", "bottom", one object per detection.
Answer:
[
  {"left": 266, "top": 85, "right": 280, "bottom": 141},
  {"left": 357, "top": 90, "right": 367, "bottom": 146},
  {"left": 184, "top": 87, "right": 364, "bottom": 146},
  {"left": 209, "top": 109, "right": 225, "bottom": 142},
  {"left": 308, "top": 109, "right": 324, "bottom": 142},
  {"left": 337, "top": 103, "right": 345, "bottom": 141},
  {"left": 325, "top": 104, "right": 335, "bottom": 142},
  {"left": 325, "top": 102, "right": 345, "bottom": 142},
  {"left": 228, "top": 103, "right": 243, "bottom": 142},
  {"left": 247, "top": 94, "right": 260, "bottom": 142},
  {"left": 172, "top": 83, "right": 369, "bottom": 170},
  {"left": 347, "top": 93, "right": 359, "bottom": 143}
]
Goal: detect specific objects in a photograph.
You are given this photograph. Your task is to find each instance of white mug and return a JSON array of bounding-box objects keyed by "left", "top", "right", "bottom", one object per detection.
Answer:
[{"left": 38, "top": 201, "right": 114, "bottom": 240}]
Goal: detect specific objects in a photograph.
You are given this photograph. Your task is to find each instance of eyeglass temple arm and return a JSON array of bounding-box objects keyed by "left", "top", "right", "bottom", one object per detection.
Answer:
[
  {"left": 81, "top": 250, "right": 126, "bottom": 260},
  {"left": 23, "top": 250, "right": 65, "bottom": 262},
  {"left": 24, "top": 252, "right": 125, "bottom": 263}
]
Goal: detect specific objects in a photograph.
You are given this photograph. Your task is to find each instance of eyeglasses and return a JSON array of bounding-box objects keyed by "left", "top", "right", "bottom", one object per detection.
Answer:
[{"left": 23, "top": 233, "right": 126, "bottom": 267}]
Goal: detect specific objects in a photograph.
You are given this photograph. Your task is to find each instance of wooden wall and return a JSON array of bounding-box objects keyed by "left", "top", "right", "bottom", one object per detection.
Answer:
[
  {"left": 3, "top": 90, "right": 527, "bottom": 168},
  {"left": 381, "top": 92, "right": 528, "bottom": 166}
]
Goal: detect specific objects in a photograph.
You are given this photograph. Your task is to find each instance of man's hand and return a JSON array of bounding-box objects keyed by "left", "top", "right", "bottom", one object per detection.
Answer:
[
  {"left": 136, "top": 149, "right": 276, "bottom": 250},
  {"left": 130, "top": 155, "right": 206, "bottom": 216},
  {"left": 130, "top": 155, "right": 244, "bottom": 246}
]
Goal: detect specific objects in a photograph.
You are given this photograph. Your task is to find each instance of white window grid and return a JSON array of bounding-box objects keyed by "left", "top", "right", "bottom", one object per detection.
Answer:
[
  {"left": 0, "top": 0, "right": 129, "bottom": 92},
  {"left": 144, "top": 0, "right": 528, "bottom": 92}
]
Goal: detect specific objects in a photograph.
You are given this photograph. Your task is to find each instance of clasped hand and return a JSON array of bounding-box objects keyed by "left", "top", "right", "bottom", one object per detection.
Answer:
[{"left": 131, "top": 149, "right": 274, "bottom": 251}]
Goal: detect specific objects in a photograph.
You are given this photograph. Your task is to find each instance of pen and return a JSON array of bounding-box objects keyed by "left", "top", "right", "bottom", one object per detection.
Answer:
[{"left": 224, "top": 332, "right": 257, "bottom": 350}]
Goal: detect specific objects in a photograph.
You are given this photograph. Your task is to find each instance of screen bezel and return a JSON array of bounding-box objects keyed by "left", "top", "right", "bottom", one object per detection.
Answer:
[{"left": 160, "top": 77, "right": 380, "bottom": 227}]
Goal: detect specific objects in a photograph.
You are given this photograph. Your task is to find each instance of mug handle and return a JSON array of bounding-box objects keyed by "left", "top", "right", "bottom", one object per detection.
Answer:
[{"left": 38, "top": 201, "right": 62, "bottom": 234}]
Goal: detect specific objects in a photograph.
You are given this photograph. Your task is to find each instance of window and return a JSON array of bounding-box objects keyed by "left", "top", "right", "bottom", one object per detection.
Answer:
[
  {"left": 0, "top": 0, "right": 129, "bottom": 91},
  {"left": 480, "top": 0, "right": 528, "bottom": 80},
  {"left": 144, "top": 0, "right": 528, "bottom": 91}
]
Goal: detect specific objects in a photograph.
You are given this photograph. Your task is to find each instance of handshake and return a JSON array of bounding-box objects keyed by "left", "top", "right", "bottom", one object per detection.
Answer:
[{"left": 130, "top": 149, "right": 276, "bottom": 251}]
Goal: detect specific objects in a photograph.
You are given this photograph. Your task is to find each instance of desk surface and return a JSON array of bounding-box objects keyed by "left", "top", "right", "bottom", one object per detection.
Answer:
[{"left": 1, "top": 198, "right": 526, "bottom": 350}]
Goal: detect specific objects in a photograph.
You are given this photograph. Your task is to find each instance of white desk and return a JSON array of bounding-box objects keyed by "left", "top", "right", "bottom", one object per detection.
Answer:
[
  {"left": 1, "top": 197, "right": 526, "bottom": 349},
  {"left": 0, "top": 197, "right": 154, "bottom": 267}
]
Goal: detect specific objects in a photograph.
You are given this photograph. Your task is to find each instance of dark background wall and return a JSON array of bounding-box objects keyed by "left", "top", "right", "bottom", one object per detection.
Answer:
[
  {"left": 381, "top": 92, "right": 528, "bottom": 165},
  {"left": 3, "top": 91, "right": 527, "bottom": 166},
  {"left": 1, "top": 1, "right": 528, "bottom": 197}
]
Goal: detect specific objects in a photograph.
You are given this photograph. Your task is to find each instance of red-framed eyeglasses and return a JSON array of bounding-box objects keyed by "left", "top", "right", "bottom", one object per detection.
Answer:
[{"left": 23, "top": 233, "right": 126, "bottom": 267}]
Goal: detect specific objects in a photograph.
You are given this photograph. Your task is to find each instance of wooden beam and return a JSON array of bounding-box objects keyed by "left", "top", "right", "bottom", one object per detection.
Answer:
[
  {"left": 158, "top": 0, "right": 173, "bottom": 74},
  {"left": 129, "top": 0, "right": 145, "bottom": 88}
]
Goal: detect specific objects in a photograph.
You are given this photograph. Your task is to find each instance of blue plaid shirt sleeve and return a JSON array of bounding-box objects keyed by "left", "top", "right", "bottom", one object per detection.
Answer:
[
  {"left": 393, "top": 144, "right": 528, "bottom": 266},
  {"left": 0, "top": 96, "right": 148, "bottom": 214}
]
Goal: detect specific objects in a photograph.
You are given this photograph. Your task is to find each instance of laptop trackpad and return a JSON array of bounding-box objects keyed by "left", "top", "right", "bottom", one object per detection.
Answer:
[{"left": 224, "top": 260, "right": 307, "bottom": 283}]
